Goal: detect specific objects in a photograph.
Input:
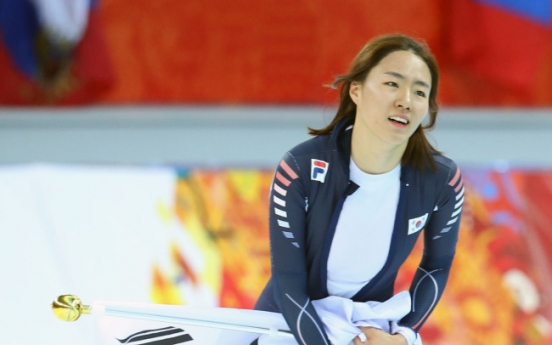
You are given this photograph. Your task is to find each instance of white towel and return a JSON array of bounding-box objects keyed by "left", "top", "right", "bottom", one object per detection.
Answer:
[{"left": 259, "top": 291, "right": 422, "bottom": 345}]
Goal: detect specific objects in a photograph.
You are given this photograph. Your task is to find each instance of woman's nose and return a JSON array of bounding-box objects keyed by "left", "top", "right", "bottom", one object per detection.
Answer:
[{"left": 395, "top": 90, "right": 411, "bottom": 110}]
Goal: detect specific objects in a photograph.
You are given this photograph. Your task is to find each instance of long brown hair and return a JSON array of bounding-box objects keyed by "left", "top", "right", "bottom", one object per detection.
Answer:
[{"left": 309, "top": 34, "right": 441, "bottom": 171}]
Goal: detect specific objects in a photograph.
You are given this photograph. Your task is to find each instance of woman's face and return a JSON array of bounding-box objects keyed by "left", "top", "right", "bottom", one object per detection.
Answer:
[{"left": 349, "top": 50, "right": 431, "bottom": 149}]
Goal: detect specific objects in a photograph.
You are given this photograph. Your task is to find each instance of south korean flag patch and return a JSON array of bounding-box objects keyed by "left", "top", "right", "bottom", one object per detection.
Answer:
[
  {"left": 311, "top": 159, "right": 329, "bottom": 183},
  {"left": 408, "top": 213, "right": 428, "bottom": 235}
]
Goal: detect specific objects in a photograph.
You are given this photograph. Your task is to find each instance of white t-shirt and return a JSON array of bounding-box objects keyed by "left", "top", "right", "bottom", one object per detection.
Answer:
[{"left": 327, "top": 158, "right": 401, "bottom": 298}]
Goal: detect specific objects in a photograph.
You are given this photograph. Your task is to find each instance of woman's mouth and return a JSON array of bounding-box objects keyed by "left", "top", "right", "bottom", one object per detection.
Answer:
[{"left": 388, "top": 116, "right": 409, "bottom": 126}]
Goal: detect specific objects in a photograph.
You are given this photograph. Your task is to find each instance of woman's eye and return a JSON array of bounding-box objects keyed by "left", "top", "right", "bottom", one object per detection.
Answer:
[
  {"left": 416, "top": 90, "right": 426, "bottom": 98},
  {"left": 386, "top": 82, "right": 398, "bottom": 87}
]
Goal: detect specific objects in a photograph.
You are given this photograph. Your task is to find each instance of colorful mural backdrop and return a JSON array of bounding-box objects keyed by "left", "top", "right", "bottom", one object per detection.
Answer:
[
  {"left": 1, "top": 0, "right": 552, "bottom": 105},
  {"left": 152, "top": 169, "right": 274, "bottom": 310},
  {"left": 155, "top": 167, "right": 552, "bottom": 345}
]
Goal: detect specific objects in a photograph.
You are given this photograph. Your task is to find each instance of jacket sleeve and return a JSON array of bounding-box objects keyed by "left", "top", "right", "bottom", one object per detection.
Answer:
[
  {"left": 268, "top": 152, "right": 331, "bottom": 345},
  {"left": 399, "top": 164, "right": 464, "bottom": 332}
]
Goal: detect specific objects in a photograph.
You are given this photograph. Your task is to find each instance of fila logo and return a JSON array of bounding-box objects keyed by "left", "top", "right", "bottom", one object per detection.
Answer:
[
  {"left": 408, "top": 213, "right": 428, "bottom": 235},
  {"left": 311, "top": 159, "right": 329, "bottom": 183}
]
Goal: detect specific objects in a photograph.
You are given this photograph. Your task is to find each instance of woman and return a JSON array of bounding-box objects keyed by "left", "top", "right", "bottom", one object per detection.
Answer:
[{"left": 254, "top": 34, "right": 464, "bottom": 345}]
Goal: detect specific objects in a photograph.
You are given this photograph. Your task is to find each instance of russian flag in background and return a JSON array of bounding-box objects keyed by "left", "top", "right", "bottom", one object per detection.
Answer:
[
  {"left": 0, "top": 0, "right": 113, "bottom": 104},
  {"left": 448, "top": 0, "right": 552, "bottom": 103}
]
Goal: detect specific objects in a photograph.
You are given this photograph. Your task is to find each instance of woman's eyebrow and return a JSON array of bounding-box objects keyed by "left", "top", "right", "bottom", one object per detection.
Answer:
[{"left": 384, "top": 71, "right": 430, "bottom": 89}]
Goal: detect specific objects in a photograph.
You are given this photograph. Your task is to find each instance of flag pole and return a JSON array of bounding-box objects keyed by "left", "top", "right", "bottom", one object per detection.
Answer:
[{"left": 51, "top": 294, "right": 293, "bottom": 338}]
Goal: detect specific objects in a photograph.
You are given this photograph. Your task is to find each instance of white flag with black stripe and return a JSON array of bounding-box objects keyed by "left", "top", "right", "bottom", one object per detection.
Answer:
[{"left": 92, "top": 301, "right": 291, "bottom": 345}]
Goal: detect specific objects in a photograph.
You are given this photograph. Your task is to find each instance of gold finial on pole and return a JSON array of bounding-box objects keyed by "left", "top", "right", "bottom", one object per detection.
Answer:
[{"left": 52, "top": 295, "right": 91, "bottom": 322}]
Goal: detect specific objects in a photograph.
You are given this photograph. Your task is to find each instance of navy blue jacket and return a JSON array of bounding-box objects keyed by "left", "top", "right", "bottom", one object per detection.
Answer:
[{"left": 255, "top": 119, "right": 464, "bottom": 345}]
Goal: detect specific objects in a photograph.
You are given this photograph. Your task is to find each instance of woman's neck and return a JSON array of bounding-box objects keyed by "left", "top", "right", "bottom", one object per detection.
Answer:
[{"left": 351, "top": 127, "right": 406, "bottom": 175}]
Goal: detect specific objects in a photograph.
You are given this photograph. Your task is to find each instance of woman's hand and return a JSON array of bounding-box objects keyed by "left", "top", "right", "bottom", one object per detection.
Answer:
[{"left": 353, "top": 326, "right": 407, "bottom": 345}]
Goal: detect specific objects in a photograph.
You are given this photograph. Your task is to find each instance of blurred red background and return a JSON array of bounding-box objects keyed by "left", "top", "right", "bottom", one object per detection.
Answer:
[{"left": 1, "top": 0, "right": 551, "bottom": 106}]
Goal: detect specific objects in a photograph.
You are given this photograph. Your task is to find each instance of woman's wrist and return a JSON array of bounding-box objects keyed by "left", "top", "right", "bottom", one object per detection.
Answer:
[
  {"left": 392, "top": 325, "right": 416, "bottom": 345},
  {"left": 392, "top": 333, "right": 408, "bottom": 345}
]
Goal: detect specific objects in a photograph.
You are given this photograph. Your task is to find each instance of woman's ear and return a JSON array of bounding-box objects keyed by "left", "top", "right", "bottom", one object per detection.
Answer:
[{"left": 349, "top": 82, "right": 360, "bottom": 105}]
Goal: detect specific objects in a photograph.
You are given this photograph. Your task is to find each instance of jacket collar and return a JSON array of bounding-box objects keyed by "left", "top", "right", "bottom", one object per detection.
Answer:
[{"left": 330, "top": 117, "right": 354, "bottom": 178}]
